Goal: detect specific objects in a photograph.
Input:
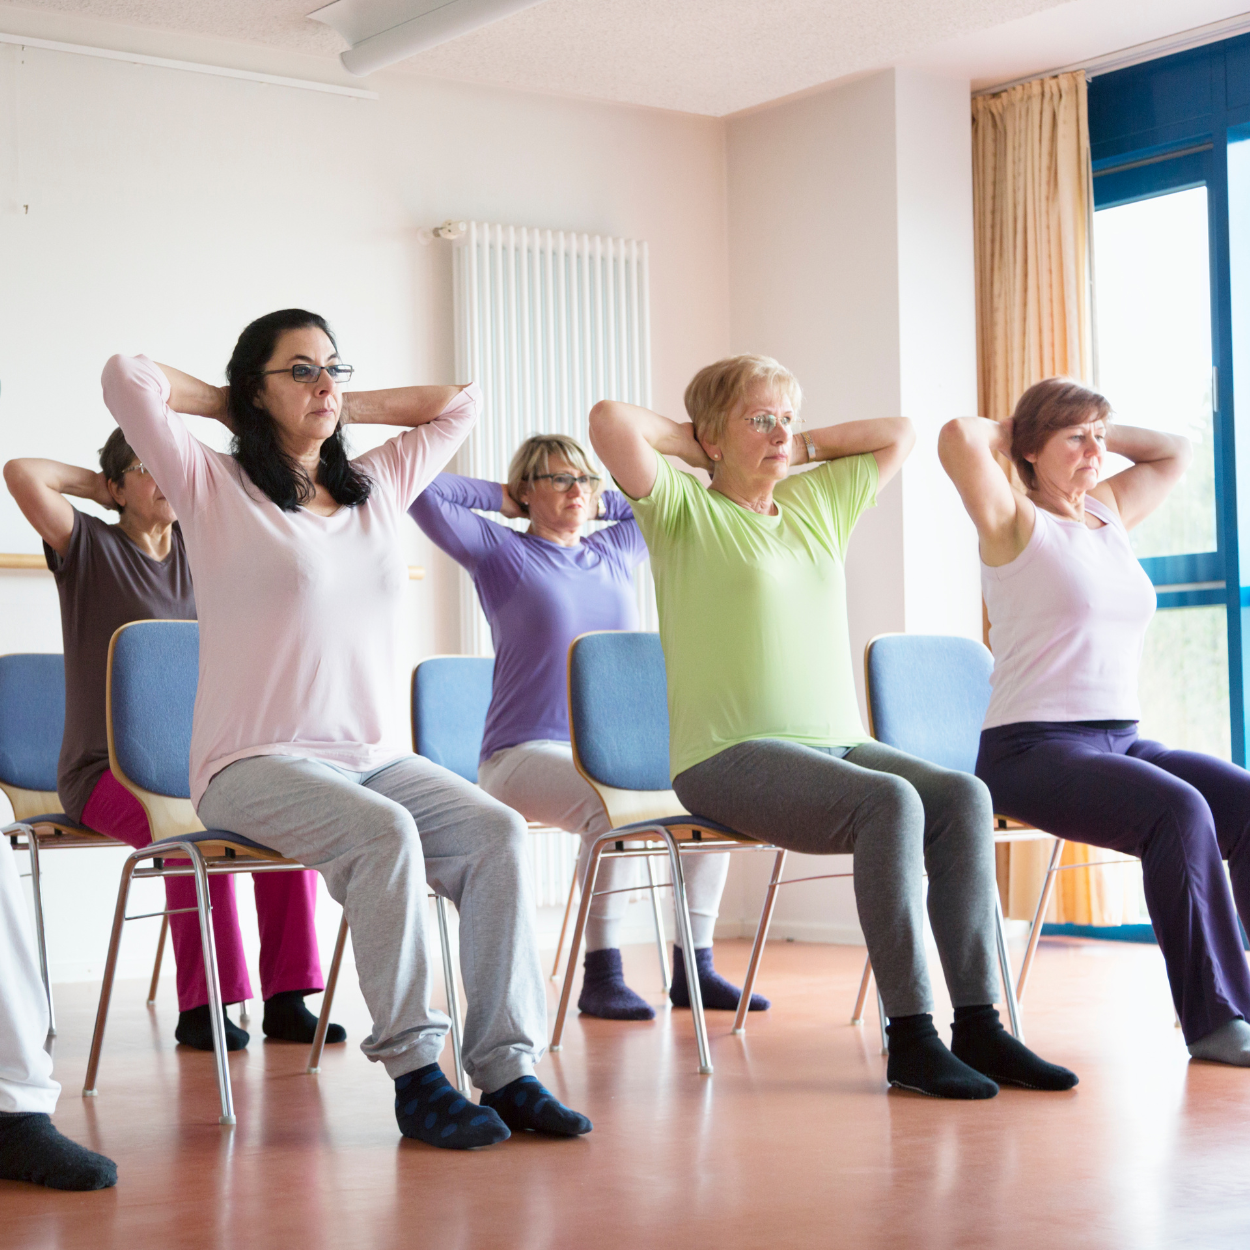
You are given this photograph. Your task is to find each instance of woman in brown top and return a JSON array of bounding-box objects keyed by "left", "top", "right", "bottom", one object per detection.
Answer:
[{"left": 3, "top": 430, "right": 341, "bottom": 1052}]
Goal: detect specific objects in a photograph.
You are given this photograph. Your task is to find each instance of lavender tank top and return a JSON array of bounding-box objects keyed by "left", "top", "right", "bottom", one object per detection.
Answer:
[{"left": 981, "top": 496, "right": 1156, "bottom": 728}]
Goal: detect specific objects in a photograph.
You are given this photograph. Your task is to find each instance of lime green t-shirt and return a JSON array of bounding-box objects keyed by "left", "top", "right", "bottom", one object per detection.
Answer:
[{"left": 630, "top": 452, "right": 879, "bottom": 780}]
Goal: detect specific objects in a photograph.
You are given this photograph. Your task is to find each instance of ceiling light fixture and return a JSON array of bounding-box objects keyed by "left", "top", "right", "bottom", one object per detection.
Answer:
[{"left": 309, "top": 0, "right": 546, "bottom": 77}]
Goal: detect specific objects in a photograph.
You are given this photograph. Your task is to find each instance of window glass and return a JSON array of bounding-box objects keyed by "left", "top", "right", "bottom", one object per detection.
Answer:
[{"left": 1093, "top": 188, "right": 1217, "bottom": 559}]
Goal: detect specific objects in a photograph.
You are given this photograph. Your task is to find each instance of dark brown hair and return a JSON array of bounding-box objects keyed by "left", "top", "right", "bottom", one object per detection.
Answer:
[
  {"left": 98, "top": 427, "right": 137, "bottom": 512},
  {"left": 1010, "top": 377, "right": 1112, "bottom": 490}
]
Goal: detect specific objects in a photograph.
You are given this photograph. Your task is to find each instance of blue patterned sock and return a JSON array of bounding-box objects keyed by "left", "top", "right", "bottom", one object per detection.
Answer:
[
  {"left": 670, "top": 946, "right": 770, "bottom": 1011},
  {"left": 394, "top": 1063, "right": 510, "bottom": 1149},
  {"left": 480, "top": 1076, "right": 592, "bottom": 1137}
]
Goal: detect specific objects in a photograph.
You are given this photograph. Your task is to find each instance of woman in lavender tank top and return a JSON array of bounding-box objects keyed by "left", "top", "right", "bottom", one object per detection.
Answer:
[
  {"left": 941, "top": 377, "right": 1250, "bottom": 1066},
  {"left": 410, "top": 435, "right": 765, "bottom": 1021}
]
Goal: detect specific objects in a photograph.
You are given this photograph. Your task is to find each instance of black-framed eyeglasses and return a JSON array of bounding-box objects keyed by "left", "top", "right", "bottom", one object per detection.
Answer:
[
  {"left": 259, "top": 363, "right": 355, "bottom": 384},
  {"left": 531, "top": 473, "right": 601, "bottom": 492}
]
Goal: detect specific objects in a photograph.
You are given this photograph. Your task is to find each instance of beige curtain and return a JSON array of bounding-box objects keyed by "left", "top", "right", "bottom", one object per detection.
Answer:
[{"left": 972, "top": 72, "right": 1137, "bottom": 925}]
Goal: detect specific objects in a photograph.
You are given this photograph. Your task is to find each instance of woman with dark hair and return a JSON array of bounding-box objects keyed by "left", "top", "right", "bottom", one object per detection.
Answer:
[
  {"left": 410, "top": 434, "right": 764, "bottom": 1021},
  {"left": 101, "top": 310, "right": 590, "bottom": 1149},
  {"left": 941, "top": 377, "right": 1250, "bottom": 1066},
  {"left": 4, "top": 433, "right": 340, "bottom": 1053}
]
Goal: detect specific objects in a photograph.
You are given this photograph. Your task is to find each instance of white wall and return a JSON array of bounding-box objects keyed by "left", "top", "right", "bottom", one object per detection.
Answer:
[
  {"left": 716, "top": 67, "right": 981, "bottom": 944},
  {"left": 0, "top": 10, "right": 729, "bottom": 979}
]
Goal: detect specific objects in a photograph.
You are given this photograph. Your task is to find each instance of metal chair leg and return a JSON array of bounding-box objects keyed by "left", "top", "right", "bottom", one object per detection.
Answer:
[
  {"left": 645, "top": 853, "right": 671, "bottom": 994},
  {"left": 876, "top": 988, "right": 887, "bottom": 1055},
  {"left": 239, "top": 999, "right": 250, "bottom": 1025},
  {"left": 1017, "top": 837, "right": 1064, "bottom": 1002},
  {"left": 84, "top": 852, "right": 140, "bottom": 1096},
  {"left": 25, "top": 829, "right": 55, "bottom": 1038},
  {"left": 186, "top": 843, "right": 235, "bottom": 1126},
  {"left": 147, "top": 914, "right": 169, "bottom": 1006},
  {"left": 663, "top": 832, "right": 712, "bottom": 1075},
  {"left": 851, "top": 955, "right": 873, "bottom": 1025},
  {"left": 551, "top": 837, "right": 606, "bottom": 1050},
  {"left": 994, "top": 893, "right": 1024, "bottom": 1042},
  {"left": 551, "top": 871, "right": 579, "bottom": 981},
  {"left": 307, "top": 912, "right": 349, "bottom": 1074},
  {"left": 434, "top": 895, "right": 470, "bottom": 1097},
  {"left": 734, "top": 849, "right": 787, "bottom": 1036}
]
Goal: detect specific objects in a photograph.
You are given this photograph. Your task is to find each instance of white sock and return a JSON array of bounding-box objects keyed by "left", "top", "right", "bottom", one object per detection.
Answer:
[{"left": 1187, "top": 1018, "right": 1250, "bottom": 1066}]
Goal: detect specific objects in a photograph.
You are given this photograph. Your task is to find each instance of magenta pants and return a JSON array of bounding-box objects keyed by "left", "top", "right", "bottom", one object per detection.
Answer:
[{"left": 82, "top": 770, "right": 324, "bottom": 1012}]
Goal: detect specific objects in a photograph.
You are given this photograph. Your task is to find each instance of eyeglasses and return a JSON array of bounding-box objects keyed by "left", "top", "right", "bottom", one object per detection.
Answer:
[
  {"left": 744, "top": 412, "right": 795, "bottom": 433},
  {"left": 259, "top": 363, "right": 355, "bottom": 384},
  {"left": 122, "top": 463, "right": 150, "bottom": 476},
  {"left": 531, "top": 473, "right": 601, "bottom": 492}
]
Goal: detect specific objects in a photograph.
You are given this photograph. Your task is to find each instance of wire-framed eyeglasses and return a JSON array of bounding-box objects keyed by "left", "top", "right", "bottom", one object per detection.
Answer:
[
  {"left": 259, "top": 363, "right": 355, "bottom": 385},
  {"left": 122, "top": 463, "right": 150, "bottom": 476},
  {"left": 744, "top": 411, "right": 795, "bottom": 433},
  {"left": 531, "top": 473, "right": 602, "bottom": 492}
]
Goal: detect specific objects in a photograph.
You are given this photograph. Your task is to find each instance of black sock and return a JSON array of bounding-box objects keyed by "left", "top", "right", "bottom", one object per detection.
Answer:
[
  {"left": 885, "top": 1013, "right": 999, "bottom": 1100},
  {"left": 263, "top": 990, "right": 346, "bottom": 1045},
  {"left": 0, "top": 1113, "right": 117, "bottom": 1190},
  {"left": 175, "top": 1004, "right": 249, "bottom": 1051},
  {"left": 395, "top": 1063, "right": 510, "bottom": 1149},
  {"left": 578, "top": 948, "right": 656, "bottom": 1020},
  {"left": 480, "top": 1076, "right": 592, "bottom": 1137},
  {"left": 670, "top": 946, "right": 770, "bottom": 1011},
  {"left": 950, "top": 1005, "right": 1078, "bottom": 1091}
]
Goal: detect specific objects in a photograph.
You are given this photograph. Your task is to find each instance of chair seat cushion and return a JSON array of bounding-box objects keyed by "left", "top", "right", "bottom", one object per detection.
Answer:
[{"left": 146, "top": 829, "right": 292, "bottom": 862}]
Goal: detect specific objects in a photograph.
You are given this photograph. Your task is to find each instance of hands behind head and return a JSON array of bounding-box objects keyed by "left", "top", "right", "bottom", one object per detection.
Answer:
[{"left": 678, "top": 422, "right": 715, "bottom": 474}]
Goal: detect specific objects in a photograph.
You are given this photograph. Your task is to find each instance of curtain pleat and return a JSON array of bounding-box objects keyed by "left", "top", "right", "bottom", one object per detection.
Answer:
[{"left": 973, "top": 72, "right": 1136, "bottom": 924}]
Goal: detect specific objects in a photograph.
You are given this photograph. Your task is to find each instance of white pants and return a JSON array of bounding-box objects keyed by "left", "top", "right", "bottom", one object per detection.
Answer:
[
  {"left": 0, "top": 843, "right": 59, "bottom": 1114},
  {"left": 478, "top": 741, "right": 729, "bottom": 951}
]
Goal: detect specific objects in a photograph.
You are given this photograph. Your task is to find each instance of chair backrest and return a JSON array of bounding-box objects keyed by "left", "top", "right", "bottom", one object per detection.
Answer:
[
  {"left": 107, "top": 620, "right": 199, "bottom": 800},
  {"left": 568, "top": 632, "right": 672, "bottom": 793},
  {"left": 864, "top": 633, "right": 994, "bottom": 775},
  {"left": 0, "top": 653, "right": 65, "bottom": 792},
  {"left": 411, "top": 656, "right": 495, "bottom": 783}
]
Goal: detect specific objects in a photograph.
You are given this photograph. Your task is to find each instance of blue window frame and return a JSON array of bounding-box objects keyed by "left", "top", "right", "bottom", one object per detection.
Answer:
[{"left": 1090, "top": 34, "right": 1250, "bottom": 764}]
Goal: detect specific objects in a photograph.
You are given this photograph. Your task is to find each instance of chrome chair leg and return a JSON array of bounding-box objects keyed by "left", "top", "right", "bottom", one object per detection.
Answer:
[
  {"left": 239, "top": 999, "right": 250, "bottom": 1025},
  {"left": 84, "top": 852, "right": 140, "bottom": 1096},
  {"left": 307, "top": 912, "right": 349, "bottom": 1074},
  {"left": 876, "top": 988, "right": 887, "bottom": 1055},
  {"left": 1017, "top": 837, "right": 1064, "bottom": 1002},
  {"left": 147, "top": 913, "right": 169, "bottom": 1006},
  {"left": 644, "top": 853, "right": 671, "bottom": 994},
  {"left": 995, "top": 893, "right": 1024, "bottom": 1042},
  {"left": 435, "top": 895, "right": 470, "bottom": 1098},
  {"left": 551, "top": 872, "right": 579, "bottom": 981},
  {"left": 187, "top": 843, "right": 235, "bottom": 1125},
  {"left": 551, "top": 837, "right": 606, "bottom": 1050},
  {"left": 851, "top": 955, "right": 873, "bottom": 1025},
  {"left": 662, "top": 831, "right": 712, "bottom": 1075},
  {"left": 24, "top": 829, "right": 55, "bottom": 1038},
  {"left": 734, "top": 848, "right": 787, "bottom": 1036}
]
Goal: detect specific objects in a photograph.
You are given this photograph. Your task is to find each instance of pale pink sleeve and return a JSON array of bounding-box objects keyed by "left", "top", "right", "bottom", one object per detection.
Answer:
[
  {"left": 100, "top": 355, "right": 215, "bottom": 516},
  {"left": 355, "top": 382, "right": 479, "bottom": 511}
]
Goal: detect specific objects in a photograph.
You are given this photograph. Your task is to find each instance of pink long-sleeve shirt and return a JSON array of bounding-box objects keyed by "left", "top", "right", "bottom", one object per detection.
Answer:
[{"left": 101, "top": 355, "right": 477, "bottom": 806}]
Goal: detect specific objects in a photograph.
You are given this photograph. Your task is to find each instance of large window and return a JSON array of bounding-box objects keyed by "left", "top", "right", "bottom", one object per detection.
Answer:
[{"left": 1089, "top": 34, "right": 1250, "bottom": 763}]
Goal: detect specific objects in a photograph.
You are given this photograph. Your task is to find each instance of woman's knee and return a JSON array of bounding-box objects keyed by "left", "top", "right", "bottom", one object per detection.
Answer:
[{"left": 865, "top": 774, "right": 926, "bottom": 838}]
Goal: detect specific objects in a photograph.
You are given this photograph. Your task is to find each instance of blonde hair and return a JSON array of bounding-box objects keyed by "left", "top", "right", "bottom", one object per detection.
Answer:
[
  {"left": 507, "top": 434, "right": 601, "bottom": 514},
  {"left": 683, "top": 355, "right": 803, "bottom": 447}
]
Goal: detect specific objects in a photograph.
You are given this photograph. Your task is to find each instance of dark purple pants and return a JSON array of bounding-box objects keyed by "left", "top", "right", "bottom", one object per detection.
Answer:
[{"left": 976, "top": 722, "right": 1250, "bottom": 1044}]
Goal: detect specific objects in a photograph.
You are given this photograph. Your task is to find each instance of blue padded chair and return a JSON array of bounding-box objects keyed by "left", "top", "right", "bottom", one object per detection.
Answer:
[
  {"left": 862, "top": 633, "right": 1083, "bottom": 1042},
  {"left": 84, "top": 622, "right": 466, "bottom": 1124},
  {"left": 0, "top": 652, "right": 123, "bottom": 1036},
  {"left": 550, "top": 632, "right": 851, "bottom": 1074}
]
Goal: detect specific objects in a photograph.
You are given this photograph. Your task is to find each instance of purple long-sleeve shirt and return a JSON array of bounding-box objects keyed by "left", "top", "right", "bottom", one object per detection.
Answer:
[{"left": 410, "top": 474, "right": 648, "bottom": 762}]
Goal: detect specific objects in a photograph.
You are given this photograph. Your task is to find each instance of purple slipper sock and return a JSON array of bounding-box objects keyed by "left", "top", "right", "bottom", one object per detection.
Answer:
[
  {"left": 577, "top": 948, "right": 656, "bottom": 1020},
  {"left": 670, "top": 946, "right": 770, "bottom": 1011}
]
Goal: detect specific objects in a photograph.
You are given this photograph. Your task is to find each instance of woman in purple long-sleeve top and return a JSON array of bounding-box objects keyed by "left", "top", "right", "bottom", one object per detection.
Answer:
[{"left": 410, "top": 434, "right": 767, "bottom": 1019}]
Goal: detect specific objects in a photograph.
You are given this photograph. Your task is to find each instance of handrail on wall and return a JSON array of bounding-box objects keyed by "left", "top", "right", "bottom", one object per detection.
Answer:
[{"left": 0, "top": 553, "right": 425, "bottom": 579}]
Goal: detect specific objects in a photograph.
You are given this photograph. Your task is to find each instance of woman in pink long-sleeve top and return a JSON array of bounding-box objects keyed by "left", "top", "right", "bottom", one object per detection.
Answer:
[{"left": 101, "top": 308, "right": 591, "bottom": 1150}]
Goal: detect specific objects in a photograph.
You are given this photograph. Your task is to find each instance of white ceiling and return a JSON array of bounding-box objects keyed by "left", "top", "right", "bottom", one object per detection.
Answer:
[{"left": 7, "top": 0, "right": 1250, "bottom": 115}]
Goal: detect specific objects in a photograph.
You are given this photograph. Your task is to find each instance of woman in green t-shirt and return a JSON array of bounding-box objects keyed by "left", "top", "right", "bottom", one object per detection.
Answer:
[{"left": 589, "top": 354, "right": 1077, "bottom": 1100}]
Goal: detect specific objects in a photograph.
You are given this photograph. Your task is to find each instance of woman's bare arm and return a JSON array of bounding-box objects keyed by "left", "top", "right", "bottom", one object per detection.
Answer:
[
  {"left": 3, "top": 458, "right": 115, "bottom": 556},
  {"left": 343, "top": 386, "right": 469, "bottom": 429},
  {"left": 588, "top": 401, "right": 712, "bottom": 499},
  {"left": 1091, "top": 425, "right": 1192, "bottom": 530},
  {"left": 153, "top": 363, "right": 233, "bottom": 432},
  {"left": 938, "top": 417, "right": 1033, "bottom": 567},
  {"left": 792, "top": 417, "right": 916, "bottom": 488}
]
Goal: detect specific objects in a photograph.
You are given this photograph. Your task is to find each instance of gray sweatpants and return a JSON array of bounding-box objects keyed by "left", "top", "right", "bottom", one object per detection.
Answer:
[
  {"left": 198, "top": 753, "right": 545, "bottom": 1092},
  {"left": 673, "top": 739, "right": 1000, "bottom": 1019},
  {"left": 478, "top": 740, "right": 730, "bottom": 950}
]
